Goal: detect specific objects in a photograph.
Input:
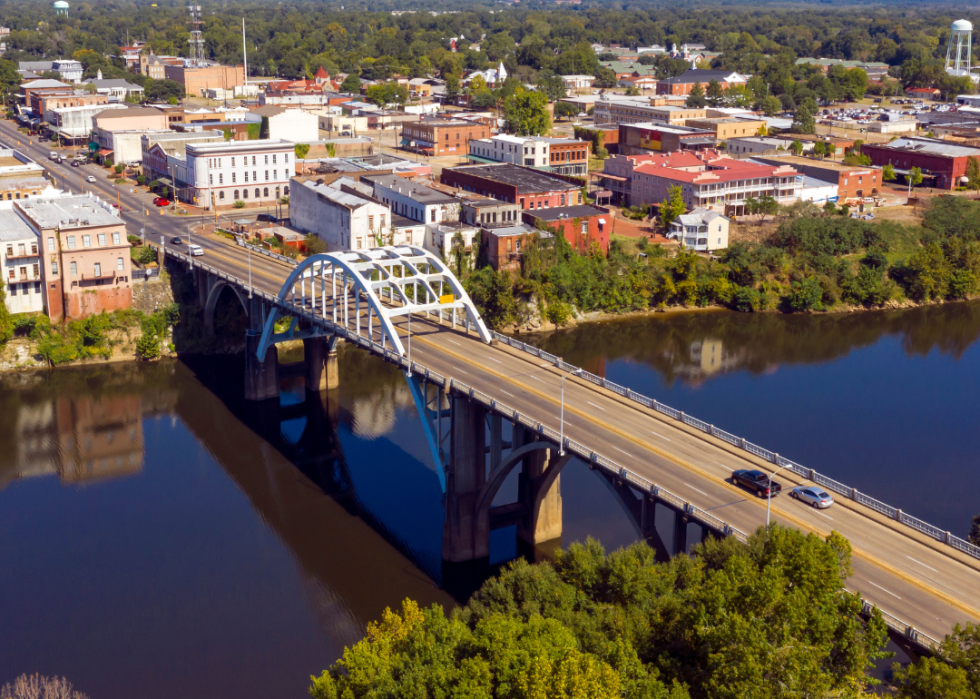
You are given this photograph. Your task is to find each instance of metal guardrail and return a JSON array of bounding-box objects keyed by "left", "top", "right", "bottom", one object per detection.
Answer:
[
  {"left": 489, "top": 330, "right": 980, "bottom": 563},
  {"left": 133, "top": 268, "right": 160, "bottom": 281},
  {"left": 164, "top": 251, "right": 951, "bottom": 652},
  {"left": 236, "top": 238, "right": 299, "bottom": 266}
]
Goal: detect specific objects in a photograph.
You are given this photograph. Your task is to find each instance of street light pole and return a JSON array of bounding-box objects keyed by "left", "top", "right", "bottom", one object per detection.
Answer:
[
  {"left": 248, "top": 246, "right": 252, "bottom": 298},
  {"left": 766, "top": 463, "right": 790, "bottom": 528},
  {"left": 406, "top": 310, "right": 412, "bottom": 377},
  {"left": 560, "top": 368, "right": 582, "bottom": 455}
]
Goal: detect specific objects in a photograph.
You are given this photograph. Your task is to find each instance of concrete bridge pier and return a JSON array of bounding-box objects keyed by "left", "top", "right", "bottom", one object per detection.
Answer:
[
  {"left": 303, "top": 336, "right": 327, "bottom": 393},
  {"left": 442, "top": 394, "right": 488, "bottom": 563},
  {"left": 244, "top": 297, "right": 279, "bottom": 402},
  {"left": 512, "top": 424, "right": 563, "bottom": 556},
  {"left": 325, "top": 335, "right": 340, "bottom": 390}
]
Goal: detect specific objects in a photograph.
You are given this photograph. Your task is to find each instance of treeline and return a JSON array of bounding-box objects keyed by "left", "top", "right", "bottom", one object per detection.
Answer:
[
  {"left": 465, "top": 197, "right": 980, "bottom": 326},
  {"left": 0, "top": 0, "right": 974, "bottom": 91},
  {"left": 309, "top": 525, "right": 893, "bottom": 698}
]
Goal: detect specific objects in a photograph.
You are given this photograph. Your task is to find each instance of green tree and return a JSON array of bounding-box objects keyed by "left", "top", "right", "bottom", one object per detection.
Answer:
[
  {"left": 792, "top": 102, "right": 816, "bottom": 134},
  {"left": 706, "top": 78, "right": 725, "bottom": 106},
  {"left": 445, "top": 72, "right": 461, "bottom": 103},
  {"left": 882, "top": 163, "right": 896, "bottom": 182},
  {"left": 787, "top": 276, "right": 823, "bottom": 312},
  {"left": 659, "top": 184, "right": 686, "bottom": 230},
  {"left": 295, "top": 143, "right": 311, "bottom": 160},
  {"left": 503, "top": 88, "right": 551, "bottom": 136},
  {"left": 813, "top": 141, "right": 827, "bottom": 159},
  {"left": 339, "top": 73, "right": 361, "bottom": 93},
  {"left": 0, "top": 280, "right": 13, "bottom": 345},
  {"left": 892, "top": 657, "right": 974, "bottom": 699},
  {"left": 906, "top": 166, "right": 923, "bottom": 188},
  {"left": 790, "top": 139, "right": 804, "bottom": 156},
  {"left": 760, "top": 95, "right": 782, "bottom": 116},
  {"left": 967, "top": 158, "right": 980, "bottom": 191},
  {"left": 685, "top": 81, "right": 706, "bottom": 108},
  {"left": 144, "top": 78, "right": 185, "bottom": 102},
  {"left": 970, "top": 515, "right": 980, "bottom": 546},
  {"left": 554, "top": 101, "right": 578, "bottom": 120}
]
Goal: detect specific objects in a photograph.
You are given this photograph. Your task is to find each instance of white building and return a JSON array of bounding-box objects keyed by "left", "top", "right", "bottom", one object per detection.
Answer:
[
  {"left": 81, "top": 73, "right": 144, "bottom": 101},
  {"left": 668, "top": 208, "right": 729, "bottom": 252},
  {"left": 727, "top": 136, "right": 812, "bottom": 156},
  {"left": 468, "top": 134, "right": 551, "bottom": 168},
  {"left": 18, "top": 59, "right": 83, "bottom": 83},
  {"left": 48, "top": 103, "right": 128, "bottom": 140},
  {"left": 247, "top": 106, "right": 319, "bottom": 143},
  {"left": 291, "top": 176, "right": 393, "bottom": 251},
  {"left": 185, "top": 139, "right": 295, "bottom": 209},
  {"left": 561, "top": 75, "right": 595, "bottom": 90},
  {"left": 424, "top": 222, "right": 480, "bottom": 261},
  {"left": 365, "top": 173, "right": 460, "bottom": 226},
  {"left": 799, "top": 176, "right": 839, "bottom": 205},
  {"left": 0, "top": 207, "right": 45, "bottom": 314}
]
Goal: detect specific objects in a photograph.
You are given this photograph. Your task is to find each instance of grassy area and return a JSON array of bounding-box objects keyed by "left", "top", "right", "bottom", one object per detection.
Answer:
[{"left": 588, "top": 156, "right": 606, "bottom": 172}]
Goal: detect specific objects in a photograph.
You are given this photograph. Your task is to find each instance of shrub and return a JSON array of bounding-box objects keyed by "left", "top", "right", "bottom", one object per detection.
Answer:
[
  {"left": 233, "top": 200, "right": 245, "bottom": 209},
  {"left": 136, "top": 175, "right": 146, "bottom": 185},
  {"left": 135, "top": 332, "right": 160, "bottom": 360},
  {"left": 114, "top": 164, "right": 124, "bottom": 174}
]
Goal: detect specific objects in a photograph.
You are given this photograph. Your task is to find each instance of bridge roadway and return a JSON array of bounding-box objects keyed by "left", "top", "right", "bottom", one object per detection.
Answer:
[{"left": 3, "top": 120, "right": 979, "bottom": 644}]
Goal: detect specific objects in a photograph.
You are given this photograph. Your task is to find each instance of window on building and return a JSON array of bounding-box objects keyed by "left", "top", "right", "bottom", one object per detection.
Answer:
[
  {"left": 430, "top": 208, "right": 436, "bottom": 222},
  {"left": 232, "top": 173, "right": 236, "bottom": 183},
  {"left": 33, "top": 263, "right": 39, "bottom": 278},
  {"left": 245, "top": 172, "right": 249, "bottom": 182},
  {"left": 272, "top": 154, "right": 277, "bottom": 164},
  {"left": 94, "top": 262, "right": 101, "bottom": 277},
  {"left": 243, "top": 189, "right": 249, "bottom": 199},
  {"left": 219, "top": 191, "right": 225, "bottom": 200},
  {"left": 255, "top": 188, "right": 260, "bottom": 198},
  {"left": 264, "top": 155, "right": 268, "bottom": 165},
  {"left": 231, "top": 157, "right": 235, "bottom": 167},
  {"left": 98, "top": 233, "right": 106, "bottom": 246},
  {"left": 67, "top": 236, "right": 76, "bottom": 249},
  {"left": 219, "top": 173, "right": 224, "bottom": 185},
  {"left": 284, "top": 153, "right": 289, "bottom": 163},
  {"left": 30, "top": 242, "right": 37, "bottom": 255},
  {"left": 82, "top": 235, "right": 91, "bottom": 248},
  {"left": 117, "top": 257, "right": 124, "bottom": 271},
  {"left": 252, "top": 156, "right": 256, "bottom": 166},
  {"left": 284, "top": 185, "right": 289, "bottom": 195},
  {"left": 210, "top": 174, "right": 214, "bottom": 185},
  {"left": 264, "top": 170, "right": 269, "bottom": 181},
  {"left": 8, "top": 284, "right": 14, "bottom": 296},
  {"left": 561, "top": 194, "right": 566, "bottom": 205},
  {"left": 113, "top": 232, "right": 120, "bottom": 245},
  {"left": 51, "top": 261, "right": 58, "bottom": 275},
  {"left": 70, "top": 261, "right": 77, "bottom": 276}
]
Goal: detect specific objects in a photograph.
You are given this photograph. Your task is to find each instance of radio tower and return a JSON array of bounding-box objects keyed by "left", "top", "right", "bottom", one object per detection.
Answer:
[{"left": 187, "top": 5, "right": 205, "bottom": 64}]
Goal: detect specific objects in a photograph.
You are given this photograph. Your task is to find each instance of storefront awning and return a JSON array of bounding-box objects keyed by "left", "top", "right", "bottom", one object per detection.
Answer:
[
  {"left": 596, "top": 173, "right": 627, "bottom": 181},
  {"left": 98, "top": 148, "right": 113, "bottom": 156}
]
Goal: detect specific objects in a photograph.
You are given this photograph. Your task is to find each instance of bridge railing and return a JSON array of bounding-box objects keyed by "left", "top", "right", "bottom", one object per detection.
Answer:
[
  {"left": 488, "top": 329, "right": 980, "bottom": 563},
  {"left": 236, "top": 238, "right": 300, "bottom": 266}
]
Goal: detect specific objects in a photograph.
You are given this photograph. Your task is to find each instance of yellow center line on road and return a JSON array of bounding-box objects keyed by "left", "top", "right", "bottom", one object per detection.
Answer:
[{"left": 413, "top": 335, "right": 980, "bottom": 621}]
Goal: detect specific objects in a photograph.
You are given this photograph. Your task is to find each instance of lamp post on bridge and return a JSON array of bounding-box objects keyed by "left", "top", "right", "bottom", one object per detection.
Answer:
[
  {"left": 406, "top": 310, "right": 412, "bottom": 377},
  {"left": 560, "top": 368, "right": 582, "bottom": 456},
  {"left": 766, "top": 461, "right": 790, "bottom": 528}
]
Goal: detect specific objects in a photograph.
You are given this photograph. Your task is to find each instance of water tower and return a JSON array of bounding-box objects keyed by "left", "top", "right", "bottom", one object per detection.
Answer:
[
  {"left": 53, "top": 0, "right": 69, "bottom": 17},
  {"left": 945, "top": 19, "right": 974, "bottom": 78}
]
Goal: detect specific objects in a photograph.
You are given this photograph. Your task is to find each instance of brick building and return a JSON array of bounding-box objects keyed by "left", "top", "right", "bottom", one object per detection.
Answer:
[
  {"left": 751, "top": 155, "right": 882, "bottom": 201},
  {"left": 441, "top": 163, "right": 584, "bottom": 211},
  {"left": 480, "top": 223, "right": 551, "bottom": 272},
  {"left": 16, "top": 195, "right": 132, "bottom": 321},
  {"left": 523, "top": 205, "right": 610, "bottom": 255},
  {"left": 860, "top": 137, "right": 979, "bottom": 190},
  {"left": 35, "top": 92, "right": 109, "bottom": 123},
  {"left": 618, "top": 122, "right": 717, "bottom": 155},
  {"left": 685, "top": 117, "right": 767, "bottom": 141},
  {"left": 164, "top": 63, "right": 244, "bottom": 98},
  {"left": 598, "top": 151, "right": 708, "bottom": 206},
  {"left": 656, "top": 69, "right": 748, "bottom": 96},
  {"left": 401, "top": 117, "right": 490, "bottom": 156}
]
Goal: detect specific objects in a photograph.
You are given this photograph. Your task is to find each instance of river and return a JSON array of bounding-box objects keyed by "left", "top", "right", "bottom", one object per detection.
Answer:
[{"left": 2, "top": 300, "right": 978, "bottom": 697}]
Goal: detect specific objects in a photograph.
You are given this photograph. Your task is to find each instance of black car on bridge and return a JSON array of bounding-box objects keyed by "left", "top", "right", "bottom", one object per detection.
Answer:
[{"left": 731, "top": 469, "right": 782, "bottom": 498}]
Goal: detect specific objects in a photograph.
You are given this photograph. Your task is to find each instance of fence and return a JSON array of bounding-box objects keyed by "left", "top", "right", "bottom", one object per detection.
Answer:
[
  {"left": 132, "top": 268, "right": 160, "bottom": 281},
  {"left": 490, "top": 330, "right": 980, "bottom": 563},
  {"left": 237, "top": 238, "right": 299, "bottom": 266}
]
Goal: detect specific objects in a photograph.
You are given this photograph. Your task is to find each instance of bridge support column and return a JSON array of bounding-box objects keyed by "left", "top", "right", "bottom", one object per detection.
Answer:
[
  {"left": 303, "top": 336, "right": 327, "bottom": 393},
  {"left": 245, "top": 331, "right": 279, "bottom": 402},
  {"left": 517, "top": 445, "right": 562, "bottom": 549},
  {"left": 641, "top": 497, "right": 671, "bottom": 561},
  {"left": 325, "top": 335, "right": 340, "bottom": 390},
  {"left": 673, "top": 508, "right": 689, "bottom": 556},
  {"left": 196, "top": 267, "right": 210, "bottom": 308},
  {"left": 443, "top": 395, "right": 487, "bottom": 563}
]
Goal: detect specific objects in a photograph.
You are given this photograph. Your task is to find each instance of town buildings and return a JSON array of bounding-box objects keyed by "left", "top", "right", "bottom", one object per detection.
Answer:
[
  {"left": 668, "top": 208, "right": 730, "bottom": 252},
  {"left": 15, "top": 194, "right": 132, "bottom": 321},
  {"left": 247, "top": 106, "right": 319, "bottom": 143},
  {"left": 685, "top": 116, "right": 767, "bottom": 141},
  {"left": 522, "top": 205, "right": 610, "bottom": 255},
  {"left": 617, "top": 122, "right": 718, "bottom": 155},
  {"left": 794, "top": 57, "right": 889, "bottom": 81},
  {"left": 18, "top": 59, "right": 83, "bottom": 83},
  {"left": 727, "top": 136, "right": 813, "bottom": 155},
  {"left": 467, "top": 134, "right": 590, "bottom": 175},
  {"left": 141, "top": 130, "right": 224, "bottom": 185},
  {"left": 164, "top": 62, "right": 244, "bottom": 98},
  {"left": 461, "top": 197, "right": 522, "bottom": 228},
  {"left": 1, "top": 209, "right": 45, "bottom": 315},
  {"left": 561, "top": 75, "right": 595, "bottom": 90},
  {"left": 365, "top": 173, "right": 459, "bottom": 226},
  {"left": 479, "top": 224, "right": 546, "bottom": 272},
  {"left": 656, "top": 69, "right": 748, "bottom": 96},
  {"left": 859, "top": 137, "right": 979, "bottom": 190},
  {"left": 290, "top": 176, "right": 393, "bottom": 250},
  {"left": 92, "top": 107, "right": 168, "bottom": 164},
  {"left": 597, "top": 151, "right": 707, "bottom": 206},
  {"left": 0, "top": 148, "right": 57, "bottom": 202},
  {"left": 80, "top": 76, "right": 144, "bottom": 101},
  {"left": 34, "top": 92, "right": 109, "bottom": 123},
  {"left": 441, "top": 163, "right": 584, "bottom": 210},
  {"left": 48, "top": 103, "right": 129, "bottom": 142},
  {"left": 183, "top": 139, "right": 295, "bottom": 208},
  {"left": 401, "top": 117, "right": 490, "bottom": 156},
  {"left": 750, "top": 155, "right": 881, "bottom": 201}
]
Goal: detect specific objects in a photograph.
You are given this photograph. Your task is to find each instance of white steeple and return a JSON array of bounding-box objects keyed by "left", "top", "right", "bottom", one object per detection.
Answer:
[{"left": 496, "top": 61, "right": 508, "bottom": 83}]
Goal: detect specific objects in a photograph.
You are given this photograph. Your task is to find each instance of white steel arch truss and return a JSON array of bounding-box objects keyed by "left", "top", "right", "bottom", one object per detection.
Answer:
[{"left": 256, "top": 245, "right": 492, "bottom": 361}]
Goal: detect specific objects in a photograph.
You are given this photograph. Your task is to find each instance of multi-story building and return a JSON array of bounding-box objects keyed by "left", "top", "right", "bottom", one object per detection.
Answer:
[
  {"left": 184, "top": 139, "right": 295, "bottom": 209},
  {"left": 594, "top": 96, "right": 670, "bottom": 126},
  {"left": 542, "top": 138, "right": 591, "bottom": 176},
  {"left": 0, "top": 208, "right": 45, "bottom": 315},
  {"left": 441, "top": 163, "right": 584, "bottom": 211},
  {"left": 751, "top": 154, "right": 882, "bottom": 201},
  {"left": 141, "top": 131, "right": 224, "bottom": 185},
  {"left": 480, "top": 224, "right": 551, "bottom": 272},
  {"left": 469, "top": 134, "right": 551, "bottom": 168},
  {"left": 92, "top": 107, "right": 169, "bottom": 164},
  {"left": 629, "top": 155, "right": 802, "bottom": 217},
  {"left": 290, "top": 176, "right": 393, "bottom": 251},
  {"left": 656, "top": 69, "right": 748, "bottom": 96},
  {"left": 48, "top": 103, "right": 129, "bottom": 142},
  {"left": 164, "top": 62, "right": 244, "bottom": 98},
  {"left": 18, "top": 79, "right": 72, "bottom": 108},
  {"left": 617, "top": 122, "right": 718, "bottom": 155},
  {"left": 598, "top": 151, "right": 707, "bottom": 206},
  {"left": 668, "top": 208, "right": 730, "bottom": 252},
  {"left": 80, "top": 76, "right": 145, "bottom": 102},
  {"left": 860, "top": 137, "right": 977, "bottom": 191},
  {"left": 727, "top": 136, "right": 812, "bottom": 156},
  {"left": 15, "top": 194, "right": 132, "bottom": 321},
  {"left": 35, "top": 92, "right": 109, "bottom": 123},
  {"left": 18, "top": 59, "right": 83, "bottom": 83},
  {"left": 794, "top": 58, "right": 889, "bottom": 81},
  {"left": 643, "top": 106, "right": 708, "bottom": 125},
  {"left": 685, "top": 116, "right": 767, "bottom": 141},
  {"left": 461, "top": 197, "right": 522, "bottom": 227},
  {"left": 401, "top": 117, "right": 490, "bottom": 156},
  {"left": 139, "top": 52, "right": 183, "bottom": 80},
  {"left": 0, "top": 148, "right": 57, "bottom": 202},
  {"left": 364, "top": 173, "right": 460, "bottom": 226},
  {"left": 561, "top": 75, "right": 595, "bottom": 90},
  {"left": 247, "top": 106, "right": 319, "bottom": 143},
  {"left": 522, "top": 205, "right": 610, "bottom": 255}
]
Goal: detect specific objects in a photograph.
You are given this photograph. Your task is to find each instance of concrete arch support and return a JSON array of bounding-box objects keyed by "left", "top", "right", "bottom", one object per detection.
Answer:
[{"left": 204, "top": 280, "right": 249, "bottom": 335}]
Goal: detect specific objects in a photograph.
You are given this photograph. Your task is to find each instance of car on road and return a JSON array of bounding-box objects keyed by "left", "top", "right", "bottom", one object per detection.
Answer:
[
  {"left": 49, "top": 152, "right": 58, "bottom": 159},
  {"left": 153, "top": 197, "right": 171, "bottom": 207},
  {"left": 188, "top": 244, "right": 204, "bottom": 257},
  {"left": 85, "top": 175, "right": 96, "bottom": 183},
  {"left": 70, "top": 160, "right": 79, "bottom": 167},
  {"left": 731, "top": 469, "right": 782, "bottom": 498},
  {"left": 256, "top": 213, "right": 278, "bottom": 222},
  {"left": 171, "top": 237, "right": 183, "bottom": 245},
  {"left": 790, "top": 486, "right": 835, "bottom": 509}
]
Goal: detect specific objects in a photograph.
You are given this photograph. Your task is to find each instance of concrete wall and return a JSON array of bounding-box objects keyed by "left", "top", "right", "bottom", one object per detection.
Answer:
[{"left": 267, "top": 110, "right": 318, "bottom": 143}]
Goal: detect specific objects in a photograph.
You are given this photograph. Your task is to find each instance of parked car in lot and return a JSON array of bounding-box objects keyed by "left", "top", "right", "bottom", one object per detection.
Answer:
[
  {"left": 85, "top": 175, "right": 96, "bottom": 183},
  {"left": 790, "top": 486, "right": 834, "bottom": 509},
  {"left": 188, "top": 244, "right": 204, "bottom": 257},
  {"left": 153, "top": 197, "right": 171, "bottom": 207},
  {"left": 731, "top": 469, "right": 781, "bottom": 498}
]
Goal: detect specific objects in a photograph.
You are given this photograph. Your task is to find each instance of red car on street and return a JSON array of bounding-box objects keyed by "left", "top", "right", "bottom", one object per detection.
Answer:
[{"left": 153, "top": 197, "right": 171, "bottom": 207}]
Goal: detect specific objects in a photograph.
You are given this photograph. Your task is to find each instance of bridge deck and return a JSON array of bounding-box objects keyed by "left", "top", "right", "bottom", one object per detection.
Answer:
[{"left": 162, "top": 233, "right": 980, "bottom": 646}]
